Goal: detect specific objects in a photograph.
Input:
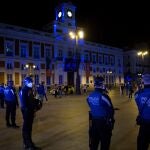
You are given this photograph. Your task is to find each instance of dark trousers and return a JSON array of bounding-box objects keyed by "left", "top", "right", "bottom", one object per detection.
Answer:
[
  {"left": 129, "top": 92, "right": 133, "bottom": 99},
  {"left": 21, "top": 109, "right": 34, "bottom": 147},
  {"left": 137, "top": 124, "right": 150, "bottom": 150},
  {"left": 5, "top": 101, "right": 16, "bottom": 125},
  {"left": 0, "top": 95, "right": 4, "bottom": 108},
  {"left": 90, "top": 119, "right": 112, "bottom": 150}
]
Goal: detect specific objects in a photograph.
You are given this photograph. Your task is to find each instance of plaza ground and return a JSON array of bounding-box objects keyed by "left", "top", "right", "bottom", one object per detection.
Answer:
[{"left": 0, "top": 87, "right": 149, "bottom": 150}]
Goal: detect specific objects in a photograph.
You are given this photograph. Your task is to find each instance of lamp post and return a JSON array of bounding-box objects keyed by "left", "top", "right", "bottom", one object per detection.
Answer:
[
  {"left": 137, "top": 51, "right": 148, "bottom": 73},
  {"left": 107, "top": 71, "right": 112, "bottom": 87},
  {"left": 69, "top": 30, "right": 84, "bottom": 94},
  {"left": 25, "top": 64, "right": 36, "bottom": 77}
]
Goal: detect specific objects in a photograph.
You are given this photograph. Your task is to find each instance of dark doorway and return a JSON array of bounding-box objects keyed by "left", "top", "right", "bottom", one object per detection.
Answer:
[{"left": 67, "top": 72, "right": 74, "bottom": 86}]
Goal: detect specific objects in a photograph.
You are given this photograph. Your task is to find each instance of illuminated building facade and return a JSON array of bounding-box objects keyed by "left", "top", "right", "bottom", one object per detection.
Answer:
[
  {"left": 0, "top": 2, "right": 124, "bottom": 87},
  {"left": 124, "top": 50, "right": 150, "bottom": 77}
]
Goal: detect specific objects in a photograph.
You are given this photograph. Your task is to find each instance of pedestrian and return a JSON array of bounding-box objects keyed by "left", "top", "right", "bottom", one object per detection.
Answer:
[
  {"left": 64, "top": 84, "right": 68, "bottom": 95},
  {"left": 19, "top": 76, "right": 41, "bottom": 150},
  {"left": 125, "top": 82, "right": 129, "bottom": 96},
  {"left": 0, "top": 83, "right": 5, "bottom": 108},
  {"left": 83, "top": 84, "right": 87, "bottom": 95},
  {"left": 19, "top": 85, "right": 22, "bottom": 92},
  {"left": 129, "top": 84, "right": 134, "bottom": 99},
  {"left": 134, "top": 73, "right": 150, "bottom": 150},
  {"left": 87, "top": 76, "right": 115, "bottom": 150},
  {"left": 53, "top": 84, "right": 57, "bottom": 98},
  {"left": 58, "top": 85, "right": 62, "bottom": 98},
  {"left": 120, "top": 83, "right": 124, "bottom": 95},
  {"left": 37, "top": 81, "right": 48, "bottom": 102},
  {"left": 4, "top": 80, "right": 19, "bottom": 128}
]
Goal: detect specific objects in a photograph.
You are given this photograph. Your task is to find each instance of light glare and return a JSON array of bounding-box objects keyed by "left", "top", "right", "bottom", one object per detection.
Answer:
[{"left": 78, "top": 31, "right": 84, "bottom": 39}]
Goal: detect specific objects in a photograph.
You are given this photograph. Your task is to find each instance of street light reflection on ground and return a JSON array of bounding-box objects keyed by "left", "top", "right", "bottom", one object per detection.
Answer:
[{"left": 69, "top": 30, "right": 84, "bottom": 94}]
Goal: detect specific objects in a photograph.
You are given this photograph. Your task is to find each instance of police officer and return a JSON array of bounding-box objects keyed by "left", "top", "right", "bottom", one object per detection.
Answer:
[
  {"left": 4, "top": 80, "right": 19, "bottom": 128},
  {"left": 19, "top": 76, "right": 41, "bottom": 150},
  {"left": 0, "top": 83, "right": 5, "bottom": 108},
  {"left": 37, "top": 81, "right": 48, "bottom": 102},
  {"left": 87, "top": 76, "right": 115, "bottom": 150},
  {"left": 134, "top": 73, "right": 150, "bottom": 150}
]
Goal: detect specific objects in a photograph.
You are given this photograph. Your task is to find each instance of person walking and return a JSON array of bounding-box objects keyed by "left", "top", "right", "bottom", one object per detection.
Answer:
[
  {"left": 87, "top": 76, "right": 115, "bottom": 150},
  {"left": 134, "top": 73, "right": 150, "bottom": 150},
  {"left": 129, "top": 84, "right": 134, "bottom": 99},
  {"left": 120, "top": 83, "right": 124, "bottom": 95},
  {"left": 58, "top": 85, "right": 62, "bottom": 98},
  {"left": 4, "top": 80, "right": 19, "bottom": 128},
  {"left": 37, "top": 81, "right": 48, "bottom": 102},
  {"left": 19, "top": 76, "right": 41, "bottom": 150},
  {"left": 83, "top": 84, "right": 87, "bottom": 95}
]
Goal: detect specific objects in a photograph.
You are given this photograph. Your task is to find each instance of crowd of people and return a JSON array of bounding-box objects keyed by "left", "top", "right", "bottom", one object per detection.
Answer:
[
  {"left": 0, "top": 73, "right": 150, "bottom": 150},
  {"left": 48, "top": 83, "right": 89, "bottom": 98},
  {"left": 119, "top": 81, "right": 135, "bottom": 99}
]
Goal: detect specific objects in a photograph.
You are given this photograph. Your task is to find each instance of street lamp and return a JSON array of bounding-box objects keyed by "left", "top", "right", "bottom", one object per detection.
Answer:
[
  {"left": 137, "top": 51, "right": 148, "bottom": 73},
  {"left": 69, "top": 30, "right": 84, "bottom": 94},
  {"left": 137, "top": 51, "right": 148, "bottom": 59},
  {"left": 107, "top": 71, "right": 112, "bottom": 87},
  {"left": 25, "top": 64, "right": 36, "bottom": 76}
]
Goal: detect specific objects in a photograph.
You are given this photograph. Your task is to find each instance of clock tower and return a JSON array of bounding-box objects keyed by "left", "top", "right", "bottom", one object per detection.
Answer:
[
  {"left": 52, "top": 2, "right": 76, "bottom": 36},
  {"left": 55, "top": 2, "right": 76, "bottom": 26}
]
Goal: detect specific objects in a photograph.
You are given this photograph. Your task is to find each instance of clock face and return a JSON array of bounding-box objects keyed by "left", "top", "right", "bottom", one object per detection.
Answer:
[
  {"left": 58, "top": 11, "right": 62, "bottom": 18},
  {"left": 67, "top": 10, "right": 72, "bottom": 18}
]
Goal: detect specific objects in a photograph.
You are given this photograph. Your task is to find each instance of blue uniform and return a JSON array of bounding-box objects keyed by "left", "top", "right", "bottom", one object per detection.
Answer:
[
  {"left": 4, "top": 86, "right": 17, "bottom": 102},
  {"left": 135, "top": 87, "right": 150, "bottom": 121},
  {"left": 4, "top": 86, "right": 18, "bottom": 127},
  {"left": 19, "top": 86, "right": 35, "bottom": 110},
  {"left": 19, "top": 85, "right": 36, "bottom": 148},
  {"left": 0, "top": 85, "right": 4, "bottom": 108},
  {"left": 0, "top": 85, "right": 4, "bottom": 95},
  {"left": 87, "top": 88, "right": 114, "bottom": 150},
  {"left": 87, "top": 89, "right": 114, "bottom": 119},
  {"left": 37, "top": 85, "right": 45, "bottom": 95},
  {"left": 134, "top": 85, "right": 150, "bottom": 150},
  {"left": 37, "top": 84, "right": 47, "bottom": 101}
]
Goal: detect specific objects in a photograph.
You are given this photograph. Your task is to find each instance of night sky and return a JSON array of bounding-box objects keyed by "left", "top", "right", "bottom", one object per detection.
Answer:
[{"left": 0, "top": 0, "right": 150, "bottom": 49}]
